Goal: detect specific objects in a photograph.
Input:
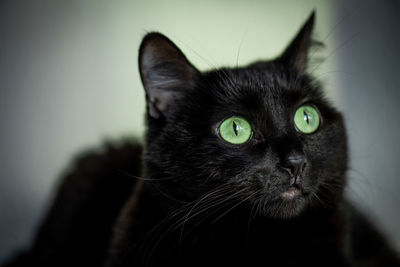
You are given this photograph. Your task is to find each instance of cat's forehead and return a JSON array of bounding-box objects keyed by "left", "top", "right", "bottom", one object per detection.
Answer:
[{"left": 204, "top": 65, "right": 314, "bottom": 109}]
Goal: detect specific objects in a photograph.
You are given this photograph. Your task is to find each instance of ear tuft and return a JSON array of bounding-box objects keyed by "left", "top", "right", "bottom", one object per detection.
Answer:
[{"left": 139, "top": 33, "right": 199, "bottom": 119}]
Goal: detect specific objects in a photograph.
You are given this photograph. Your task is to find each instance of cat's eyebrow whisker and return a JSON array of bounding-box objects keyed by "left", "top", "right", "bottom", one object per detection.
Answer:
[
  {"left": 185, "top": 41, "right": 231, "bottom": 88},
  {"left": 216, "top": 70, "right": 238, "bottom": 95},
  {"left": 180, "top": 38, "right": 220, "bottom": 71},
  {"left": 235, "top": 30, "right": 248, "bottom": 70}
]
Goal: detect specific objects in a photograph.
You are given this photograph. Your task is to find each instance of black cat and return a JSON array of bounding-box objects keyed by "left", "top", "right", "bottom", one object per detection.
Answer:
[{"left": 3, "top": 12, "right": 400, "bottom": 267}]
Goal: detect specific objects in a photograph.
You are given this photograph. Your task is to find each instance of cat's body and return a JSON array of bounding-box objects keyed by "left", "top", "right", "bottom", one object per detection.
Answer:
[
  {"left": 3, "top": 12, "right": 400, "bottom": 267},
  {"left": 5, "top": 143, "right": 398, "bottom": 267}
]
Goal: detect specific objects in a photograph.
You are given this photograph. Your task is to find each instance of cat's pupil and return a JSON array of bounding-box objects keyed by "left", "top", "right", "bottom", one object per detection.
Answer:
[
  {"left": 233, "top": 121, "right": 238, "bottom": 136},
  {"left": 303, "top": 111, "right": 310, "bottom": 124}
]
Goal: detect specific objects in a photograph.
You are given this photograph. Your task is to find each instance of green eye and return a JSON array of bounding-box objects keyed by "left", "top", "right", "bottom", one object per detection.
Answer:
[
  {"left": 294, "top": 105, "right": 320, "bottom": 134},
  {"left": 219, "top": 116, "right": 252, "bottom": 144}
]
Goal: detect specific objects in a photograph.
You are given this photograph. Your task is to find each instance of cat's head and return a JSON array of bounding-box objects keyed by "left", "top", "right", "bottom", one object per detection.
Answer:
[{"left": 139, "top": 12, "right": 347, "bottom": 219}]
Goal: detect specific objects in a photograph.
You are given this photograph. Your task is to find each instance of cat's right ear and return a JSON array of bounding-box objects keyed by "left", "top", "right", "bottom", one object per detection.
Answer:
[{"left": 139, "top": 32, "right": 199, "bottom": 119}]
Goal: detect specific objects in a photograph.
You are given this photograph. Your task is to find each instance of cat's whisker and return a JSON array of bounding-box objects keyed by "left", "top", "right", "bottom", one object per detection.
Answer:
[
  {"left": 176, "top": 192, "right": 246, "bottom": 247},
  {"left": 255, "top": 195, "right": 263, "bottom": 216},
  {"left": 306, "top": 5, "right": 361, "bottom": 77},
  {"left": 235, "top": 30, "right": 248, "bottom": 70},
  {"left": 309, "top": 31, "right": 360, "bottom": 75},
  {"left": 347, "top": 168, "right": 393, "bottom": 195},
  {"left": 135, "top": 189, "right": 229, "bottom": 265},
  {"left": 176, "top": 189, "right": 255, "bottom": 247},
  {"left": 178, "top": 187, "right": 247, "bottom": 241},
  {"left": 318, "top": 180, "right": 345, "bottom": 190},
  {"left": 246, "top": 200, "right": 258, "bottom": 241},
  {"left": 137, "top": 204, "right": 192, "bottom": 264},
  {"left": 142, "top": 184, "right": 235, "bottom": 261},
  {"left": 118, "top": 169, "right": 176, "bottom": 181},
  {"left": 185, "top": 190, "right": 248, "bottom": 228},
  {"left": 178, "top": 184, "right": 234, "bottom": 241},
  {"left": 317, "top": 182, "right": 342, "bottom": 192},
  {"left": 180, "top": 38, "right": 221, "bottom": 71},
  {"left": 310, "top": 190, "right": 327, "bottom": 208},
  {"left": 271, "top": 198, "right": 284, "bottom": 218},
  {"left": 159, "top": 192, "right": 246, "bottom": 260},
  {"left": 139, "top": 197, "right": 211, "bottom": 265},
  {"left": 149, "top": 183, "right": 189, "bottom": 204},
  {"left": 248, "top": 194, "right": 260, "bottom": 221},
  {"left": 211, "top": 191, "right": 258, "bottom": 224},
  {"left": 137, "top": 186, "right": 231, "bottom": 262}
]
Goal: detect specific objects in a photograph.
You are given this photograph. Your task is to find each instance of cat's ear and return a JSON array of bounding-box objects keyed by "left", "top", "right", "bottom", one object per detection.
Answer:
[
  {"left": 279, "top": 11, "right": 316, "bottom": 74},
  {"left": 139, "top": 32, "right": 199, "bottom": 119}
]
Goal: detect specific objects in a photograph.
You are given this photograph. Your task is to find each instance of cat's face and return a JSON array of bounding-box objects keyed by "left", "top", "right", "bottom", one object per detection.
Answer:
[{"left": 139, "top": 13, "right": 347, "bottom": 219}]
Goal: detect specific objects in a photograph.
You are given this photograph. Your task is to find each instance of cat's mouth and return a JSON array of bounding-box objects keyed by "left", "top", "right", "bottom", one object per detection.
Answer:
[
  {"left": 280, "top": 175, "right": 304, "bottom": 200},
  {"left": 281, "top": 186, "right": 301, "bottom": 200}
]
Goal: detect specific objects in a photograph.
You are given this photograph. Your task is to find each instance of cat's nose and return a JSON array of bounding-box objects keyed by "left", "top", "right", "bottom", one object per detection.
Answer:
[{"left": 283, "top": 153, "right": 306, "bottom": 177}]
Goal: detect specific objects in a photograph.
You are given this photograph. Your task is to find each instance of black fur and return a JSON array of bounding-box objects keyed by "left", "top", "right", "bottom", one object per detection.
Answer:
[
  {"left": 3, "top": 12, "right": 400, "bottom": 267},
  {"left": 2, "top": 141, "right": 142, "bottom": 267}
]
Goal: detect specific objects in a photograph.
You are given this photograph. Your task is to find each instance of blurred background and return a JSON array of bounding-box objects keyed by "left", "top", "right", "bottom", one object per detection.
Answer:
[{"left": 0, "top": 0, "right": 399, "bottom": 263}]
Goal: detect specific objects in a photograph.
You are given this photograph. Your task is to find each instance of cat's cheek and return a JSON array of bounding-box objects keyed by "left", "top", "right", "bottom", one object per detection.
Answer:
[{"left": 302, "top": 125, "right": 346, "bottom": 167}]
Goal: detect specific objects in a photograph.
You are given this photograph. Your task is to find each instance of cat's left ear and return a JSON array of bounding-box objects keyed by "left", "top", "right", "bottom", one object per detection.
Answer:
[
  {"left": 279, "top": 11, "right": 316, "bottom": 74},
  {"left": 139, "top": 32, "right": 200, "bottom": 119}
]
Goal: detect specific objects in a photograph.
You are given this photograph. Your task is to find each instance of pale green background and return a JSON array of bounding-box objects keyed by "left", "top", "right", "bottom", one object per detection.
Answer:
[{"left": 1, "top": 0, "right": 399, "bottom": 263}]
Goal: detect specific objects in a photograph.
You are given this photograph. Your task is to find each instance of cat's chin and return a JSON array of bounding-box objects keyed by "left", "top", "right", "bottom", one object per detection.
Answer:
[
  {"left": 255, "top": 192, "right": 308, "bottom": 220},
  {"left": 274, "top": 199, "right": 307, "bottom": 220}
]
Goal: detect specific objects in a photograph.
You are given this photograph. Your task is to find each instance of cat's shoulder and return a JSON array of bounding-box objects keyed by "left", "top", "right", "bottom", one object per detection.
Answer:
[
  {"left": 66, "top": 138, "right": 143, "bottom": 178},
  {"left": 2, "top": 138, "right": 144, "bottom": 267}
]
